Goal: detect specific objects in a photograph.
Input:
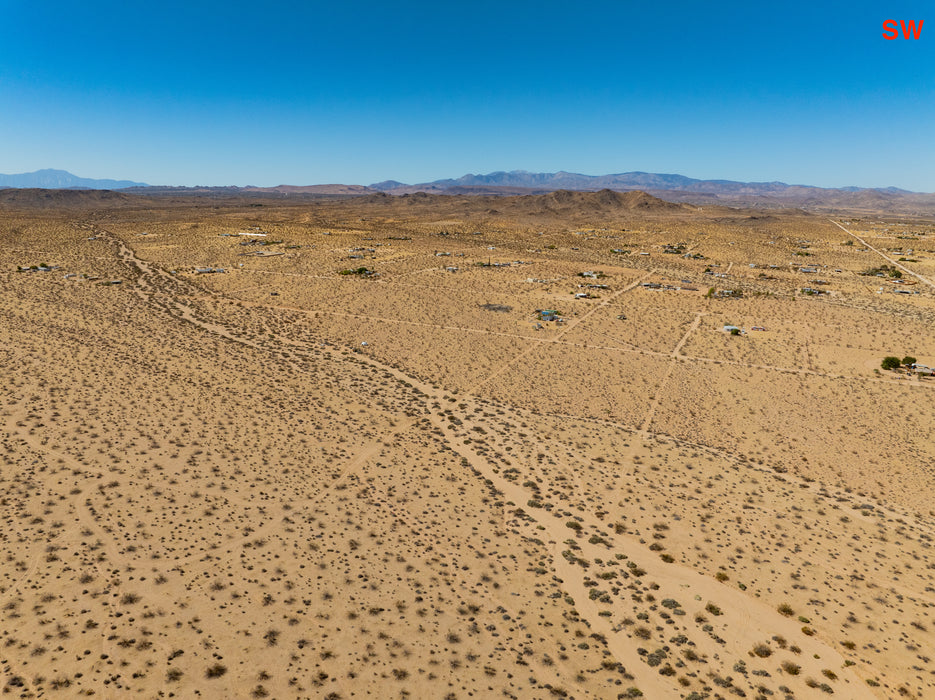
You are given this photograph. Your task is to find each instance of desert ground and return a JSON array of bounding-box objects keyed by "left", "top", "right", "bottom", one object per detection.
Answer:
[{"left": 2, "top": 189, "right": 934, "bottom": 699}]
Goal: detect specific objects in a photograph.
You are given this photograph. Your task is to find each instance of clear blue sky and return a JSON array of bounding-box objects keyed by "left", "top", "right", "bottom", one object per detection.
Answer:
[{"left": 1, "top": 1, "right": 932, "bottom": 190}]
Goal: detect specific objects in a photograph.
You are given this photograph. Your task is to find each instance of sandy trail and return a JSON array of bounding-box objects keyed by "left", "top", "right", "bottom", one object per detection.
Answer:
[
  {"left": 473, "top": 271, "right": 654, "bottom": 390},
  {"left": 829, "top": 218, "right": 935, "bottom": 290},
  {"left": 641, "top": 311, "right": 704, "bottom": 431}
]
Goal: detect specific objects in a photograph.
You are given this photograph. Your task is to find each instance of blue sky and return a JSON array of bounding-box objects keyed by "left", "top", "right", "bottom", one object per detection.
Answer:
[{"left": 1, "top": 1, "right": 932, "bottom": 189}]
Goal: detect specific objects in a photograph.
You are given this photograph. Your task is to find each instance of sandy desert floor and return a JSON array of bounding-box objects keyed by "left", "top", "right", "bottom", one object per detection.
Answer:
[{"left": 2, "top": 191, "right": 934, "bottom": 699}]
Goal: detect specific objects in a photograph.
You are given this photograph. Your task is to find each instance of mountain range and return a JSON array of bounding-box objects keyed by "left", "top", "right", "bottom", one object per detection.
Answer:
[
  {"left": 367, "top": 170, "right": 933, "bottom": 214},
  {"left": 3, "top": 168, "right": 934, "bottom": 214},
  {"left": 368, "top": 170, "right": 920, "bottom": 198},
  {"left": 0, "top": 169, "right": 147, "bottom": 190}
]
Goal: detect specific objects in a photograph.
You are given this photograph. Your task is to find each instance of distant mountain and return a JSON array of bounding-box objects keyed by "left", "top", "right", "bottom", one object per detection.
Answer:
[
  {"left": 371, "top": 170, "right": 925, "bottom": 196},
  {"left": 0, "top": 169, "right": 147, "bottom": 190},
  {"left": 5, "top": 168, "right": 929, "bottom": 215},
  {"left": 368, "top": 170, "right": 935, "bottom": 214},
  {"left": 369, "top": 180, "right": 408, "bottom": 191}
]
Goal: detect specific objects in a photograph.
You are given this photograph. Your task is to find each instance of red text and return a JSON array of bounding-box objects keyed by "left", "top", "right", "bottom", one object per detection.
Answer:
[{"left": 883, "top": 19, "right": 924, "bottom": 39}]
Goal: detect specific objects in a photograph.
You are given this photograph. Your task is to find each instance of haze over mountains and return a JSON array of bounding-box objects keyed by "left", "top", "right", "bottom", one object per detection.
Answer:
[
  {"left": 371, "top": 170, "right": 917, "bottom": 195},
  {"left": 3, "top": 168, "right": 935, "bottom": 214},
  {"left": 367, "top": 170, "right": 935, "bottom": 214},
  {"left": 0, "top": 168, "right": 147, "bottom": 190}
]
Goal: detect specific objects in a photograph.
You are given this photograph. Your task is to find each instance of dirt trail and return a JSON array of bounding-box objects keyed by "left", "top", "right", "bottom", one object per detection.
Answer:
[
  {"left": 829, "top": 219, "right": 935, "bottom": 290},
  {"left": 641, "top": 311, "right": 704, "bottom": 431},
  {"left": 474, "top": 271, "right": 654, "bottom": 390}
]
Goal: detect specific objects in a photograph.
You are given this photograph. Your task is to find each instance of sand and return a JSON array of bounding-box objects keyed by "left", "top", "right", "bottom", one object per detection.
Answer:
[{"left": 1, "top": 192, "right": 934, "bottom": 698}]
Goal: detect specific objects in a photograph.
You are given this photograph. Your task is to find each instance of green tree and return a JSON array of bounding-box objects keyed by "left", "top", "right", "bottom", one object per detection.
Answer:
[
  {"left": 881, "top": 356, "right": 901, "bottom": 371},
  {"left": 902, "top": 356, "right": 917, "bottom": 366}
]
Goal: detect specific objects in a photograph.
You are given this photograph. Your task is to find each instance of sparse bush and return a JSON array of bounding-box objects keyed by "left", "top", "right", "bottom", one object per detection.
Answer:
[
  {"left": 781, "top": 661, "right": 801, "bottom": 675},
  {"left": 206, "top": 664, "right": 227, "bottom": 679}
]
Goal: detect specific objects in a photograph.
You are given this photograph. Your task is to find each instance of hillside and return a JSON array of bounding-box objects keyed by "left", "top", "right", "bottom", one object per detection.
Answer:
[{"left": 0, "top": 188, "right": 146, "bottom": 208}]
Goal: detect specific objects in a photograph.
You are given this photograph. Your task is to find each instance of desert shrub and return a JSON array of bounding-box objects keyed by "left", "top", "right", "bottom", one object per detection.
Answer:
[
  {"left": 881, "top": 356, "right": 901, "bottom": 370},
  {"left": 206, "top": 664, "right": 227, "bottom": 679}
]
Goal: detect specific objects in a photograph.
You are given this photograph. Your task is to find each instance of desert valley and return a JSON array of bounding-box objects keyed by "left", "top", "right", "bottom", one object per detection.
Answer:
[{"left": 2, "top": 187, "right": 935, "bottom": 699}]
